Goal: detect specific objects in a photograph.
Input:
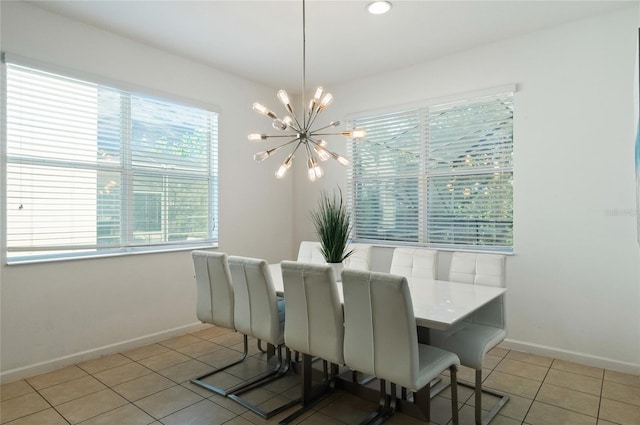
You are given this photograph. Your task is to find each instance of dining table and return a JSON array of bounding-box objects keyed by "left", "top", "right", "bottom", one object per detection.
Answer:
[
  {"left": 268, "top": 262, "right": 507, "bottom": 422},
  {"left": 268, "top": 263, "right": 506, "bottom": 331}
]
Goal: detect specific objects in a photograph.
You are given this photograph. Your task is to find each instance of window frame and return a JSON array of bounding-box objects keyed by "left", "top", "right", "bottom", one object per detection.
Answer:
[
  {"left": 1, "top": 54, "right": 220, "bottom": 264},
  {"left": 346, "top": 85, "right": 515, "bottom": 254}
]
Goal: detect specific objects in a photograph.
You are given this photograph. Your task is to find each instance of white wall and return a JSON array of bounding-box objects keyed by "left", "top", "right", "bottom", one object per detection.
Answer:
[
  {"left": 0, "top": 1, "right": 294, "bottom": 381},
  {"left": 294, "top": 7, "right": 640, "bottom": 373}
]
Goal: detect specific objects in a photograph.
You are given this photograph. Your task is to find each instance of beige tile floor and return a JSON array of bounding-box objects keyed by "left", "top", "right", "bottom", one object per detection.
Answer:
[{"left": 2, "top": 325, "right": 639, "bottom": 425}]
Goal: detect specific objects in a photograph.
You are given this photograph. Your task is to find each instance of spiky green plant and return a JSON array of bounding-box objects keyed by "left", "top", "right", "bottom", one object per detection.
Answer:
[{"left": 310, "top": 188, "right": 354, "bottom": 263}]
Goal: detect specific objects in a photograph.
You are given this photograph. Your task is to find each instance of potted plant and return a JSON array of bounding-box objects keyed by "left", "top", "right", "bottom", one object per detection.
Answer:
[{"left": 310, "top": 188, "right": 354, "bottom": 281}]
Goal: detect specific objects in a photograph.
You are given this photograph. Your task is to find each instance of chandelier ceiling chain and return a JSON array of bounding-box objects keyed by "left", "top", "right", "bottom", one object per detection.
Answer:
[{"left": 248, "top": 0, "right": 366, "bottom": 181}]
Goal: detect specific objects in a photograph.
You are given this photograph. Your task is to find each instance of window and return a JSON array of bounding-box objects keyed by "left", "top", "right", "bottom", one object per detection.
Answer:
[
  {"left": 3, "top": 61, "right": 219, "bottom": 263},
  {"left": 347, "top": 90, "right": 513, "bottom": 252}
]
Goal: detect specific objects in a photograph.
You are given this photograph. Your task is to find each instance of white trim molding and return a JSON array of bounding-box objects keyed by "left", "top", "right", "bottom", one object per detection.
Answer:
[{"left": 502, "top": 338, "right": 640, "bottom": 376}]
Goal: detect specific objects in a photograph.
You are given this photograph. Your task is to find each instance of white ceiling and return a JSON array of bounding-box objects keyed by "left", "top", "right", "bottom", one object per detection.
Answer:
[{"left": 29, "top": 0, "right": 634, "bottom": 94}]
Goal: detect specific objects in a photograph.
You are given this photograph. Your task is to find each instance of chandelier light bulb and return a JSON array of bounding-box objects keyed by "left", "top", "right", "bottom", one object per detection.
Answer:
[
  {"left": 337, "top": 155, "right": 350, "bottom": 166},
  {"left": 252, "top": 102, "right": 267, "bottom": 114},
  {"left": 252, "top": 102, "right": 277, "bottom": 119},
  {"left": 253, "top": 151, "right": 270, "bottom": 162},
  {"left": 315, "top": 139, "right": 331, "bottom": 161},
  {"left": 352, "top": 128, "right": 367, "bottom": 139},
  {"left": 277, "top": 90, "right": 290, "bottom": 105},
  {"left": 276, "top": 164, "right": 289, "bottom": 179},
  {"left": 283, "top": 116, "right": 293, "bottom": 126},
  {"left": 313, "top": 87, "right": 324, "bottom": 101},
  {"left": 343, "top": 128, "right": 367, "bottom": 139},
  {"left": 272, "top": 118, "right": 287, "bottom": 130},
  {"left": 275, "top": 153, "right": 294, "bottom": 179},
  {"left": 319, "top": 93, "right": 334, "bottom": 108},
  {"left": 307, "top": 160, "right": 316, "bottom": 181},
  {"left": 248, "top": 133, "right": 267, "bottom": 141},
  {"left": 315, "top": 147, "right": 331, "bottom": 161},
  {"left": 307, "top": 158, "right": 323, "bottom": 181}
]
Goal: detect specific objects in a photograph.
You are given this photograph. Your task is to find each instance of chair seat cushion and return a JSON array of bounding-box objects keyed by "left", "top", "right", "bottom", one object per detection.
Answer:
[
  {"left": 275, "top": 296, "right": 286, "bottom": 345},
  {"left": 412, "top": 344, "right": 460, "bottom": 391},
  {"left": 430, "top": 323, "right": 506, "bottom": 370},
  {"left": 276, "top": 296, "right": 285, "bottom": 324}
]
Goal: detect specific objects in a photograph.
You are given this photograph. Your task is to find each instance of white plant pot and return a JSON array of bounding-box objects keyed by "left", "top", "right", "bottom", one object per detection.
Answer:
[{"left": 328, "top": 262, "right": 344, "bottom": 282}]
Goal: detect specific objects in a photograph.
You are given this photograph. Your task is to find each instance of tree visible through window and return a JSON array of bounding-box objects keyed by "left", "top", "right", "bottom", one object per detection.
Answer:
[
  {"left": 4, "top": 61, "right": 219, "bottom": 262},
  {"left": 347, "top": 91, "right": 513, "bottom": 252}
]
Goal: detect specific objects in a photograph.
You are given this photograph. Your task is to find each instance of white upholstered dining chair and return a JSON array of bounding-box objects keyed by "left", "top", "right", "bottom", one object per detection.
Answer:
[
  {"left": 226, "top": 256, "right": 299, "bottom": 418},
  {"left": 342, "top": 269, "right": 460, "bottom": 425},
  {"left": 389, "top": 248, "right": 438, "bottom": 279},
  {"left": 190, "top": 251, "right": 247, "bottom": 396},
  {"left": 296, "top": 241, "right": 325, "bottom": 264},
  {"left": 279, "top": 261, "right": 344, "bottom": 424},
  {"left": 343, "top": 243, "right": 372, "bottom": 271},
  {"left": 429, "top": 252, "right": 508, "bottom": 425}
]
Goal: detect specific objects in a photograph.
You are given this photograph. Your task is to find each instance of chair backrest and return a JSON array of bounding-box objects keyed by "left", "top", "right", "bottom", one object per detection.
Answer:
[
  {"left": 389, "top": 248, "right": 438, "bottom": 279},
  {"left": 448, "top": 252, "right": 505, "bottom": 286},
  {"left": 281, "top": 261, "right": 344, "bottom": 365},
  {"left": 449, "top": 252, "right": 506, "bottom": 328},
  {"left": 342, "top": 269, "right": 419, "bottom": 390},
  {"left": 228, "top": 256, "right": 283, "bottom": 345},
  {"left": 296, "top": 241, "right": 325, "bottom": 264},
  {"left": 192, "top": 251, "right": 234, "bottom": 329},
  {"left": 344, "top": 243, "right": 372, "bottom": 271}
]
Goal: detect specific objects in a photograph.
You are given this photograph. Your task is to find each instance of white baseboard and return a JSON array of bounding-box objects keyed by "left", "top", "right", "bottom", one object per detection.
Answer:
[
  {"left": 501, "top": 338, "right": 640, "bottom": 375},
  {"left": 0, "top": 322, "right": 207, "bottom": 384}
]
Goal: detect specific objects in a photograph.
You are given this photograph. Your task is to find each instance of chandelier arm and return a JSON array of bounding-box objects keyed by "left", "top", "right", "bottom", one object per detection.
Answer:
[
  {"left": 306, "top": 108, "right": 323, "bottom": 130},
  {"left": 261, "top": 134, "right": 302, "bottom": 139},
  {"left": 307, "top": 137, "right": 329, "bottom": 150},
  {"left": 309, "top": 121, "right": 340, "bottom": 133},
  {"left": 309, "top": 131, "right": 349, "bottom": 137},
  {"left": 289, "top": 139, "right": 305, "bottom": 159},
  {"left": 308, "top": 138, "right": 341, "bottom": 161},
  {"left": 304, "top": 139, "right": 316, "bottom": 161},
  {"left": 269, "top": 138, "right": 303, "bottom": 152},
  {"left": 287, "top": 109, "right": 304, "bottom": 132}
]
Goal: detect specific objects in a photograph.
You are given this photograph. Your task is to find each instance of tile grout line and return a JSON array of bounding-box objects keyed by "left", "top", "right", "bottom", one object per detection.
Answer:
[
  {"left": 595, "top": 367, "right": 605, "bottom": 424},
  {"left": 518, "top": 355, "right": 553, "bottom": 424},
  {"left": 23, "top": 378, "right": 74, "bottom": 425},
  {"left": 35, "top": 385, "right": 74, "bottom": 425}
]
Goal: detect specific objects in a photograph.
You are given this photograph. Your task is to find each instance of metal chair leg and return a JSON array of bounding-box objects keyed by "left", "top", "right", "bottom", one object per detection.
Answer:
[
  {"left": 228, "top": 347, "right": 301, "bottom": 419},
  {"left": 190, "top": 333, "right": 249, "bottom": 396},
  {"left": 279, "top": 355, "right": 340, "bottom": 425},
  {"left": 450, "top": 365, "right": 459, "bottom": 425},
  {"left": 359, "top": 379, "right": 396, "bottom": 425},
  {"left": 225, "top": 344, "right": 285, "bottom": 395},
  {"left": 471, "top": 368, "right": 509, "bottom": 425}
]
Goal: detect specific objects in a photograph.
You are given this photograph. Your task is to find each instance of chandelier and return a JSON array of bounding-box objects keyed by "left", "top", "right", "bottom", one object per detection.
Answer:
[{"left": 248, "top": 0, "right": 366, "bottom": 181}]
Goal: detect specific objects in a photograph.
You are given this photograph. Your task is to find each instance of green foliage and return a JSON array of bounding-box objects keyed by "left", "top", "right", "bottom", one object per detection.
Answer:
[{"left": 310, "top": 188, "right": 354, "bottom": 263}]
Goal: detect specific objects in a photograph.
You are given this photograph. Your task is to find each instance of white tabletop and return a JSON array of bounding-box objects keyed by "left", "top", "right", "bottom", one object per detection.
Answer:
[{"left": 269, "top": 263, "right": 506, "bottom": 331}]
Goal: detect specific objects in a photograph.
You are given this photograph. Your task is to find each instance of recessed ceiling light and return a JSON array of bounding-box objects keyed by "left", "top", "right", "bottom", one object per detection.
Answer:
[{"left": 367, "top": 1, "right": 392, "bottom": 15}]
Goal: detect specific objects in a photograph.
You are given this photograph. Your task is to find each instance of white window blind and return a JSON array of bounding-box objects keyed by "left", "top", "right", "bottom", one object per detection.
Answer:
[
  {"left": 348, "top": 91, "right": 513, "bottom": 252},
  {"left": 347, "top": 109, "right": 425, "bottom": 243},
  {"left": 4, "top": 62, "right": 219, "bottom": 263}
]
